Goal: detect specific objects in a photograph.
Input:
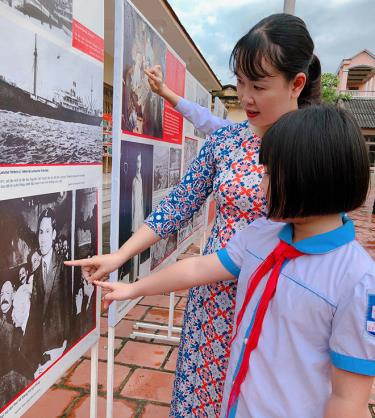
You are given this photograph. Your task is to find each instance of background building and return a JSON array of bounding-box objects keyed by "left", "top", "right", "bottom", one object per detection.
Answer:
[{"left": 337, "top": 49, "right": 375, "bottom": 167}]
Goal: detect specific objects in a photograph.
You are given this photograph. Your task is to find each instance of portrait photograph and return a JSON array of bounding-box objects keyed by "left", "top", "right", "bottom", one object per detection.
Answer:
[
  {"left": 122, "top": 0, "right": 166, "bottom": 139},
  {"left": 119, "top": 140, "right": 153, "bottom": 282}
]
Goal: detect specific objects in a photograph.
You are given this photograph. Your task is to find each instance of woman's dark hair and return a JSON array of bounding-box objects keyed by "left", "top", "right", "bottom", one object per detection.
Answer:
[
  {"left": 259, "top": 105, "right": 370, "bottom": 218},
  {"left": 230, "top": 13, "right": 321, "bottom": 107}
]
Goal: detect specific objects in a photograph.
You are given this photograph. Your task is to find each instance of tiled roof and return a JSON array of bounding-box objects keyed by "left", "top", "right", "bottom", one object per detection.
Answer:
[{"left": 341, "top": 98, "right": 375, "bottom": 129}]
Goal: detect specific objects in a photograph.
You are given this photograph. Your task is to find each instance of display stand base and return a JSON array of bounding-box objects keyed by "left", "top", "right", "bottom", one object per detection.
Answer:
[{"left": 129, "top": 291, "right": 182, "bottom": 343}]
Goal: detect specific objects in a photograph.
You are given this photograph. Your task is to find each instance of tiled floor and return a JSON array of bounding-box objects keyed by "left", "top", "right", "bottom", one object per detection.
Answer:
[
  {"left": 22, "top": 184, "right": 375, "bottom": 417},
  {"left": 24, "top": 289, "right": 189, "bottom": 418}
]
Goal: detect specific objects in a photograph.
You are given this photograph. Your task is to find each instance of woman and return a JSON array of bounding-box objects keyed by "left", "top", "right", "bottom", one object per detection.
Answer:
[{"left": 68, "top": 14, "right": 321, "bottom": 417}]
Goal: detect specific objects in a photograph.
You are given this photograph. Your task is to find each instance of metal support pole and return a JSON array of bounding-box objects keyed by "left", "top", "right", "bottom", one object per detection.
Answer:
[
  {"left": 283, "top": 0, "right": 296, "bottom": 14},
  {"left": 89, "top": 341, "right": 99, "bottom": 418},
  {"left": 106, "top": 326, "right": 115, "bottom": 418}
]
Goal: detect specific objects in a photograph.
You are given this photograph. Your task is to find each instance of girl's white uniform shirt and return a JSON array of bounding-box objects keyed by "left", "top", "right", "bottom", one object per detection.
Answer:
[{"left": 217, "top": 216, "right": 375, "bottom": 418}]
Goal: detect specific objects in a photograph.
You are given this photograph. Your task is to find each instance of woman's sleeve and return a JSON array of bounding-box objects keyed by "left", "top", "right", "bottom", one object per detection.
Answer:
[
  {"left": 145, "top": 134, "right": 217, "bottom": 238},
  {"left": 175, "top": 98, "right": 232, "bottom": 135}
]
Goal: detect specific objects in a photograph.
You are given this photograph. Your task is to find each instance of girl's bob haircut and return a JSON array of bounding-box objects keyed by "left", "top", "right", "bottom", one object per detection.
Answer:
[{"left": 259, "top": 105, "right": 370, "bottom": 219}]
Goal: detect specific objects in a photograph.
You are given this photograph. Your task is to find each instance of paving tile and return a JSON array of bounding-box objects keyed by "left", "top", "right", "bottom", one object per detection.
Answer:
[
  {"left": 370, "top": 380, "right": 375, "bottom": 403},
  {"left": 143, "top": 307, "right": 184, "bottom": 326},
  {"left": 85, "top": 336, "right": 122, "bottom": 361},
  {"left": 141, "top": 403, "right": 170, "bottom": 417},
  {"left": 114, "top": 319, "right": 137, "bottom": 338},
  {"left": 164, "top": 348, "right": 178, "bottom": 371},
  {"left": 139, "top": 295, "right": 176, "bottom": 308},
  {"left": 153, "top": 331, "right": 181, "bottom": 346},
  {"left": 116, "top": 341, "right": 169, "bottom": 368},
  {"left": 100, "top": 316, "right": 109, "bottom": 336},
  {"left": 23, "top": 388, "right": 79, "bottom": 418},
  {"left": 175, "top": 289, "right": 189, "bottom": 297},
  {"left": 66, "top": 359, "right": 130, "bottom": 392},
  {"left": 121, "top": 369, "right": 174, "bottom": 403},
  {"left": 350, "top": 186, "right": 375, "bottom": 259},
  {"left": 70, "top": 395, "right": 137, "bottom": 418},
  {"left": 176, "top": 297, "right": 187, "bottom": 310},
  {"left": 126, "top": 305, "right": 149, "bottom": 321}
]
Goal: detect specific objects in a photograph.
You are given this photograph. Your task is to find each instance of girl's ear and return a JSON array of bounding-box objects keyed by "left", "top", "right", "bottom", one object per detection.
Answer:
[{"left": 291, "top": 72, "right": 307, "bottom": 99}]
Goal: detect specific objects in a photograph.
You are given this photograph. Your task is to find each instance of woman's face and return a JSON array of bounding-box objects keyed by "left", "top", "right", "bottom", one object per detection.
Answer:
[{"left": 236, "top": 63, "right": 303, "bottom": 137}]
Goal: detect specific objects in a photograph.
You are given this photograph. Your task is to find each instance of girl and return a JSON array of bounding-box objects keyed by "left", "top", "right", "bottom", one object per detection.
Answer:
[
  {"left": 67, "top": 14, "right": 321, "bottom": 416},
  {"left": 95, "top": 106, "right": 374, "bottom": 418}
]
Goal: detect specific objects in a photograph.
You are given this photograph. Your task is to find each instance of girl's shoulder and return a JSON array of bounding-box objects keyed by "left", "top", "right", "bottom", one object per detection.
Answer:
[
  {"left": 233, "top": 217, "right": 284, "bottom": 251},
  {"left": 344, "top": 240, "right": 375, "bottom": 279}
]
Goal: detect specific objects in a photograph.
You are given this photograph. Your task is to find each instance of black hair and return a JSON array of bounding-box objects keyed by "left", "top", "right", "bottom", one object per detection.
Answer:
[
  {"left": 37, "top": 207, "right": 57, "bottom": 233},
  {"left": 259, "top": 105, "right": 370, "bottom": 218},
  {"left": 230, "top": 13, "right": 321, "bottom": 107}
]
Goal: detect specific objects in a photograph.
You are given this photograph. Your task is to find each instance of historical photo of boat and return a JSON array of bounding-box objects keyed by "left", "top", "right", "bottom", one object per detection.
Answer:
[
  {"left": 0, "top": 14, "right": 103, "bottom": 164},
  {"left": 0, "top": 0, "right": 73, "bottom": 37}
]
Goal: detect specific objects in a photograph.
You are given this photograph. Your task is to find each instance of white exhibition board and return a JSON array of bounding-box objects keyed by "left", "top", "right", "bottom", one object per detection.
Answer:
[
  {"left": 109, "top": 0, "right": 212, "bottom": 327},
  {"left": 213, "top": 96, "right": 228, "bottom": 120},
  {"left": 0, "top": 0, "right": 104, "bottom": 416}
]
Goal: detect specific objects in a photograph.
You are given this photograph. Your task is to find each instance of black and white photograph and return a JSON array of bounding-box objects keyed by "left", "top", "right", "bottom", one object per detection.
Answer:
[
  {"left": 183, "top": 136, "right": 198, "bottom": 174},
  {"left": 153, "top": 145, "right": 169, "bottom": 191},
  {"left": 177, "top": 222, "right": 193, "bottom": 245},
  {"left": 194, "top": 83, "right": 211, "bottom": 139},
  {"left": 193, "top": 205, "right": 205, "bottom": 230},
  {"left": 0, "top": 14, "right": 103, "bottom": 164},
  {"left": 183, "top": 72, "right": 196, "bottom": 138},
  {"left": 0, "top": 0, "right": 73, "bottom": 40},
  {"left": 122, "top": 0, "right": 166, "bottom": 139},
  {"left": 169, "top": 147, "right": 182, "bottom": 187},
  {"left": 0, "top": 191, "right": 74, "bottom": 411},
  {"left": 119, "top": 141, "right": 153, "bottom": 282},
  {"left": 72, "top": 188, "right": 98, "bottom": 341},
  {"left": 150, "top": 233, "right": 177, "bottom": 271}
]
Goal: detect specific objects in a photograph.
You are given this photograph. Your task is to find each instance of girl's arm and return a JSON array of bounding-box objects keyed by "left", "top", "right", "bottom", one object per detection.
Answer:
[
  {"left": 95, "top": 253, "right": 234, "bottom": 309},
  {"left": 324, "top": 365, "right": 373, "bottom": 418},
  {"left": 145, "top": 65, "right": 232, "bottom": 135}
]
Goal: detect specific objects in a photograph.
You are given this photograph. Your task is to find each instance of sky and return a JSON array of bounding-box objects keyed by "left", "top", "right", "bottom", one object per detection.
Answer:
[{"left": 167, "top": 0, "right": 375, "bottom": 85}]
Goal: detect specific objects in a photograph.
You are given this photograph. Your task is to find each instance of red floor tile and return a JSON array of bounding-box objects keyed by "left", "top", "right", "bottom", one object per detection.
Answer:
[
  {"left": 126, "top": 305, "right": 149, "bottom": 321},
  {"left": 85, "top": 336, "right": 122, "bottom": 361},
  {"left": 164, "top": 348, "right": 178, "bottom": 371},
  {"left": 143, "top": 307, "right": 184, "bottom": 326},
  {"left": 141, "top": 403, "right": 170, "bottom": 417},
  {"left": 23, "top": 388, "right": 79, "bottom": 418},
  {"left": 66, "top": 359, "right": 130, "bottom": 392},
  {"left": 176, "top": 297, "right": 187, "bottom": 310},
  {"left": 116, "top": 341, "right": 169, "bottom": 368},
  {"left": 69, "top": 395, "right": 137, "bottom": 418},
  {"left": 139, "top": 295, "right": 177, "bottom": 308},
  {"left": 121, "top": 369, "right": 174, "bottom": 403},
  {"left": 114, "top": 319, "right": 137, "bottom": 338},
  {"left": 100, "top": 316, "right": 108, "bottom": 336},
  {"left": 174, "top": 289, "right": 189, "bottom": 297}
]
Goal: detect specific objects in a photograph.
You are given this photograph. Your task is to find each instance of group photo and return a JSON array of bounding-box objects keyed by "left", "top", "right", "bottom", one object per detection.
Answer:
[{"left": 0, "top": 189, "right": 98, "bottom": 411}]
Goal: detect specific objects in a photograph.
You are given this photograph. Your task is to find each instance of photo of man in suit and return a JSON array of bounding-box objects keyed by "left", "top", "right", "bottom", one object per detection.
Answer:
[{"left": 24, "top": 208, "right": 72, "bottom": 378}]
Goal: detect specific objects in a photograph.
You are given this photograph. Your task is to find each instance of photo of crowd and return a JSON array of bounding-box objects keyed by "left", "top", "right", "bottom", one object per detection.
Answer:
[{"left": 0, "top": 189, "right": 98, "bottom": 411}]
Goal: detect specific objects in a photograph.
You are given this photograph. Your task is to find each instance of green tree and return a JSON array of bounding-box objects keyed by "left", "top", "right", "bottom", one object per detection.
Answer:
[{"left": 321, "top": 73, "right": 351, "bottom": 104}]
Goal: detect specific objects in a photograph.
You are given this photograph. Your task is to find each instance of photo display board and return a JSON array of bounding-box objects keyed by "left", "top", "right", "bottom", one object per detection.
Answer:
[
  {"left": 0, "top": 0, "right": 104, "bottom": 415},
  {"left": 109, "top": 0, "right": 212, "bottom": 326},
  {"left": 213, "top": 96, "right": 228, "bottom": 120}
]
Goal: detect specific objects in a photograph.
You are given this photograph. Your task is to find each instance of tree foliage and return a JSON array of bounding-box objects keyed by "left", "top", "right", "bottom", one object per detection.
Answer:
[{"left": 321, "top": 73, "right": 351, "bottom": 104}]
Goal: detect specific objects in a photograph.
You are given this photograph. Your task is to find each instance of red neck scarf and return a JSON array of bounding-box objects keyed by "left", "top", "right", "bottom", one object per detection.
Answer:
[{"left": 227, "top": 240, "right": 304, "bottom": 417}]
